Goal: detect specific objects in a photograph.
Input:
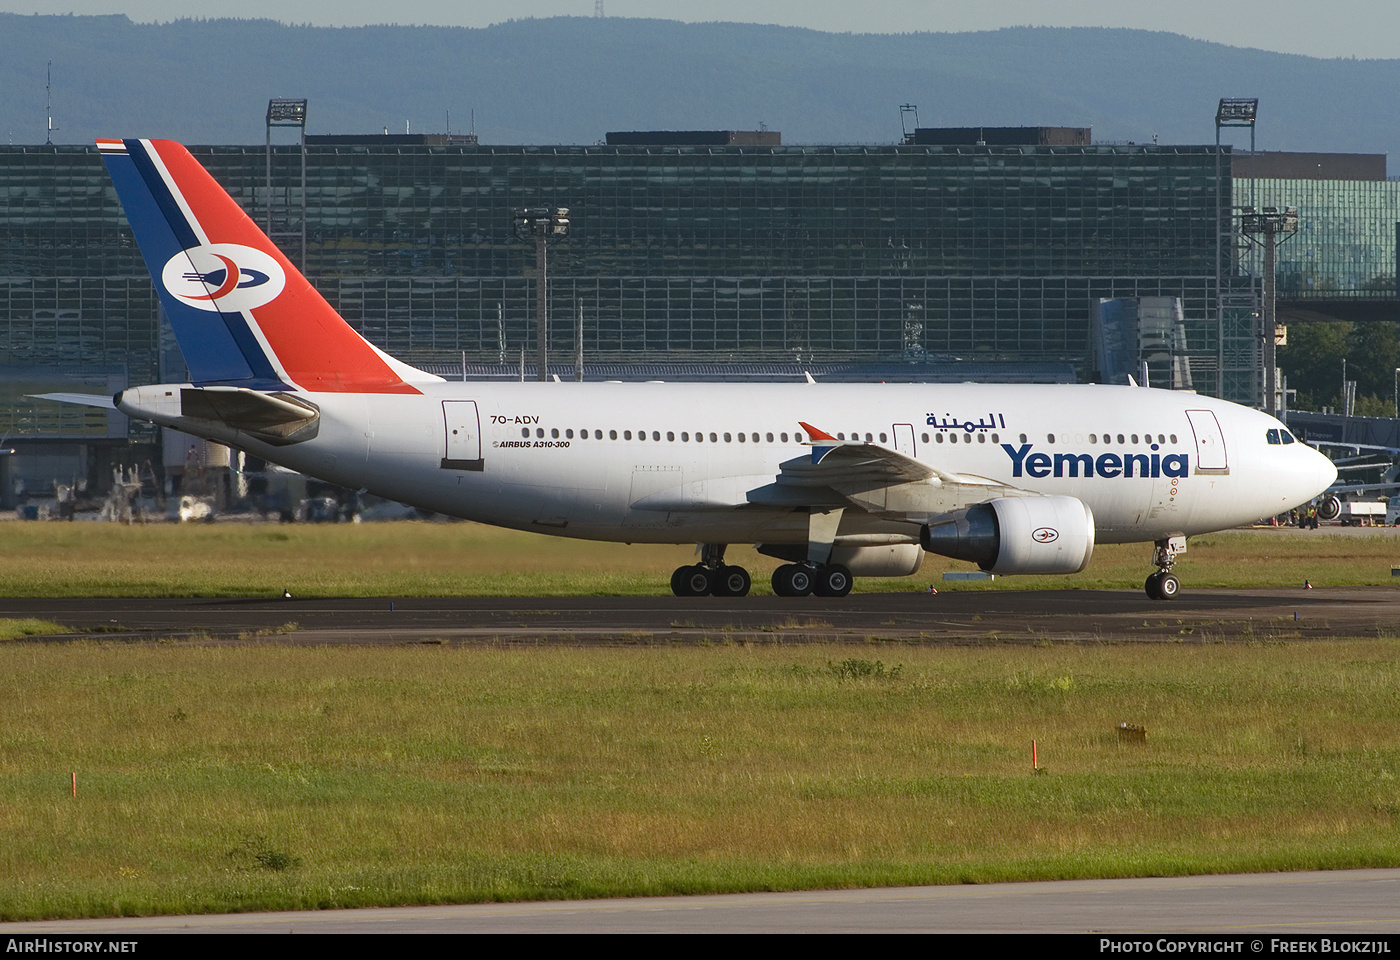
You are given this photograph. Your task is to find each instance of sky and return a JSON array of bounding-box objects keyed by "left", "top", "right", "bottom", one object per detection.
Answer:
[{"left": 3, "top": 0, "right": 1398, "bottom": 61}]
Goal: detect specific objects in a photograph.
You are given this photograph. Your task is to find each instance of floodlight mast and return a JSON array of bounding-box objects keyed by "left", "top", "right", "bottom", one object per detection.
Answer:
[
  {"left": 513, "top": 207, "right": 571, "bottom": 382},
  {"left": 1240, "top": 206, "right": 1299, "bottom": 419}
]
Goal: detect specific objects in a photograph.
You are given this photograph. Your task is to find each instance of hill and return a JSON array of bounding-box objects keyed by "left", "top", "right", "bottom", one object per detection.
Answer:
[{"left": 2, "top": 14, "right": 1397, "bottom": 156}]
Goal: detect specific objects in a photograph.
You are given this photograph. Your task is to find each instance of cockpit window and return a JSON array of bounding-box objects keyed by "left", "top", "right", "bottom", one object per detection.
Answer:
[
  {"left": 1266, "top": 429, "right": 1281, "bottom": 445},
  {"left": 1282, "top": 431, "right": 1296, "bottom": 444}
]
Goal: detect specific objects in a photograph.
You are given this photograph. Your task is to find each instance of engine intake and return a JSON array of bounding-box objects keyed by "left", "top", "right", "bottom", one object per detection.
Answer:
[{"left": 921, "top": 496, "right": 1095, "bottom": 575}]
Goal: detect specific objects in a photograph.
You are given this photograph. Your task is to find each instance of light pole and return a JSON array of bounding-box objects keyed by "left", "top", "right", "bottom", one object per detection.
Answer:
[
  {"left": 1393, "top": 367, "right": 1399, "bottom": 418},
  {"left": 513, "top": 207, "right": 570, "bottom": 382},
  {"left": 1240, "top": 205, "right": 1298, "bottom": 418}
]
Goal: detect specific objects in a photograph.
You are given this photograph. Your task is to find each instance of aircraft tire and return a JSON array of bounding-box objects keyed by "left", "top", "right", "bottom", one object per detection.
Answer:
[
  {"left": 672, "top": 564, "right": 712, "bottom": 597},
  {"left": 1144, "top": 573, "right": 1162, "bottom": 600},
  {"left": 813, "top": 563, "right": 853, "bottom": 598},
  {"left": 1157, "top": 573, "right": 1180, "bottom": 600},
  {"left": 772, "top": 563, "right": 815, "bottom": 598},
  {"left": 712, "top": 565, "right": 751, "bottom": 597}
]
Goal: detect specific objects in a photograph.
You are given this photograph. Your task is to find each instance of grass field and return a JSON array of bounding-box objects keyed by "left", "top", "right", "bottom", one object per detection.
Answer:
[
  {"left": 1, "top": 640, "right": 1399, "bottom": 920},
  {"left": 0, "top": 520, "right": 1396, "bottom": 597},
  {"left": 2, "top": 521, "right": 1397, "bottom": 920}
]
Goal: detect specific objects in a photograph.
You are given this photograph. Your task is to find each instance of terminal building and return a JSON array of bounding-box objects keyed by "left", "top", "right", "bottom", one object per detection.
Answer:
[{"left": 1, "top": 122, "right": 1397, "bottom": 506}]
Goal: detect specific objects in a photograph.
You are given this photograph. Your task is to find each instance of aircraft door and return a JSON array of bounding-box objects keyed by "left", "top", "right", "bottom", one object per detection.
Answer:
[
  {"left": 1185, "top": 409, "right": 1229, "bottom": 475},
  {"left": 892, "top": 423, "right": 916, "bottom": 456},
  {"left": 442, "top": 400, "right": 483, "bottom": 471}
]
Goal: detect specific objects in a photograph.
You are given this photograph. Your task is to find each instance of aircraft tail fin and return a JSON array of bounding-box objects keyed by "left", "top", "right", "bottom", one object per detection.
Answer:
[{"left": 97, "top": 138, "right": 438, "bottom": 394}]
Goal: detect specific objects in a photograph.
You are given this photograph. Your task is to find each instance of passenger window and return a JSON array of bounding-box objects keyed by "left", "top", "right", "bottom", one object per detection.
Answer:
[
  {"left": 566, "top": 429, "right": 573, "bottom": 439},
  {"left": 667, "top": 431, "right": 674, "bottom": 442},
  {"left": 781, "top": 433, "right": 789, "bottom": 442},
  {"left": 681, "top": 432, "right": 689, "bottom": 442},
  {"left": 521, "top": 427, "right": 529, "bottom": 438},
  {"left": 653, "top": 431, "right": 660, "bottom": 441},
  {"left": 766, "top": 433, "right": 774, "bottom": 442},
  {"left": 977, "top": 434, "right": 986, "bottom": 443},
  {"left": 935, "top": 434, "right": 944, "bottom": 443},
  {"left": 609, "top": 430, "right": 618, "bottom": 440},
  {"left": 1131, "top": 434, "right": 1138, "bottom": 444},
  {"left": 536, "top": 428, "right": 544, "bottom": 438},
  {"left": 1117, "top": 434, "right": 1125, "bottom": 444},
  {"left": 921, "top": 433, "right": 929, "bottom": 443},
  {"left": 624, "top": 430, "right": 633, "bottom": 440},
  {"left": 879, "top": 433, "right": 887, "bottom": 443},
  {"left": 594, "top": 430, "right": 603, "bottom": 439},
  {"left": 1046, "top": 434, "right": 1055, "bottom": 444},
  {"left": 551, "top": 428, "right": 559, "bottom": 439},
  {"left": 1169, "top": 434, "right": 1177, "bottom": 444},
  {"left": 710, "top": 433, "right": 718, "bottom": 443},
  {"left": 724, "top": 433, "right": 732, "bottom": 442},
  {"left": 1090, "top": 434, "right": 1097, "bottom": 444},
  {"left": 795, "top": 432, "right": 804, "bottom": 443},
  {"left": 737, "top": 433, "right": 746, "bottom": 443}
]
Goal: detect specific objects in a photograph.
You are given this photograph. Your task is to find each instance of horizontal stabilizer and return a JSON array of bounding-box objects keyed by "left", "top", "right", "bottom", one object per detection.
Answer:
[{"left": 30, "top": 392, "right": 117, "bottom": 409}]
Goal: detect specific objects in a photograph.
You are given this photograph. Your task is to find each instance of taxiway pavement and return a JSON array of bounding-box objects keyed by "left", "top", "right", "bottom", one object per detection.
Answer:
[{"left": 3, "top": 586, "right": 1397, "bottom": 645}]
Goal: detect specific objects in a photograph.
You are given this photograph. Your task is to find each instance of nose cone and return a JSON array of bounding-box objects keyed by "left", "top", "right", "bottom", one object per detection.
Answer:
[{"left": 1311, "top": 445, "right": 1338, "bottom": 498}]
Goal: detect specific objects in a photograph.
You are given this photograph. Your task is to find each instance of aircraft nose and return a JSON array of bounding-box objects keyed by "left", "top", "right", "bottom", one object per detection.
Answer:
[{"left": 1313, "top": 446, "right": 1338, "bottom": 495}]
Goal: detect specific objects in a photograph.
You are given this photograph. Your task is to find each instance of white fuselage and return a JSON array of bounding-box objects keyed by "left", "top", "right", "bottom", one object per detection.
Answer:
[{"left": 121, "top": 381, "right": 1336, "bottom": 550}]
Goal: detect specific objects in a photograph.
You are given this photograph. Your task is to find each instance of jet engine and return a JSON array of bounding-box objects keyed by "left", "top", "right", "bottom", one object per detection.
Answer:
[
  {"left": 1316, "top": 494, "right": 1342, "bottom": 521},
  {"left": 755, "top": 542, "right": 924, "bottom": 577},
  {"left": 920, "top": 496, "right": 1095, "bottom": 575}
]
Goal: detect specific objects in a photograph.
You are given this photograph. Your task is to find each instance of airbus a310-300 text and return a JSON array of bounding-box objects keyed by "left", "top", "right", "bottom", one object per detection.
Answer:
[{"left": 41, "top": 139, "right": 1336, "bottom": 600}]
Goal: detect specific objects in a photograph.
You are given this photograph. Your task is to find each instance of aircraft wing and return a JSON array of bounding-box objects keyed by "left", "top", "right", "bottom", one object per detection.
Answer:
[
  {"left": 746, "top": 422, "right": 1029, "bottom": 521},
  {"left": 629, "top": 422, "right": 1028, "bottom": 519},
  {"left": 1324, "top": 482, "right": 1400, "bottom": 495}
]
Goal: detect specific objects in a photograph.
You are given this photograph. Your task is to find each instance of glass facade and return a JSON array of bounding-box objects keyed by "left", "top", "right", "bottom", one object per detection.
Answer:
[
  {"left": 3, "top": 141, "right": 1244, "bottom": 442},
  {"left": 1235, "top": 177, "right": 1400, "bottom": 298}
]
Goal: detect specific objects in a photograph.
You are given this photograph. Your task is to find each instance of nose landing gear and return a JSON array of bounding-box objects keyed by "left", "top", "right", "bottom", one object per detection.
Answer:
[{"left": 1145, "top": 535, "right": 1186, "bottom": 600}]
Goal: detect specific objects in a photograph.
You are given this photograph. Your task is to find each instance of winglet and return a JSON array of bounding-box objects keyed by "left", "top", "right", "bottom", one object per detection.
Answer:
[{"left": 799, "top": 421, "right": 839, "bottom": 464}]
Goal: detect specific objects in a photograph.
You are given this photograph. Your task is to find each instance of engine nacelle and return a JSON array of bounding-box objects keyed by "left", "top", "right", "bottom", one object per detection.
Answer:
[
  {"left": 828, "top": 543, "right": 924, "bottom": 578},
  {"left": 921, "top": 496, "right": 1095, "bottom": 575},
  {"left": 754, "top": 542, "right": 924, "bottom": 577},
  {"left": 1316, "top": 495, "right": 1342, "bottom": 521}
]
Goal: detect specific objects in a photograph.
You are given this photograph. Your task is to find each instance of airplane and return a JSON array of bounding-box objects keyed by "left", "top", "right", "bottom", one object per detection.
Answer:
[{"left": 39, "top": 138, "right": 1337, "bottom": 601}]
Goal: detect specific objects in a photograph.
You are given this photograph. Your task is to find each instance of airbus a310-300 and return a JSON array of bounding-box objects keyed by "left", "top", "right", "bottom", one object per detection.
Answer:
[{"left": 43, "top": 139, "right": 1336, "bottom": 600}]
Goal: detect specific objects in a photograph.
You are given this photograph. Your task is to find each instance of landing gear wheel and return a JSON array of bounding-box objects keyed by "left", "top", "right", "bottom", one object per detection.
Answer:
[
  {"left": 671, "top": 564, "right": 712, "bottom": 597},
  {"left": 772, "top": 563, "right": 815, "bottom": 597},
  {"left": 711, "top": 565, "right": 751, "bottom": 597},
  {"left": 813, "top": 563, "right": 853, "bottom": 598},
  {"left": 1145, "top": 572, "right": 1181, "bottom": 600}
]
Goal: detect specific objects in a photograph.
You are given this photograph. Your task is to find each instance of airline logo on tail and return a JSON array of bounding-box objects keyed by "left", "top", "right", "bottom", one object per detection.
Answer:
[
  {"left": 161, "top": 244, "right": 286, "bottom": 312},
  {"left": 97, "top": 137, "right": 438, "bottom": 394}
]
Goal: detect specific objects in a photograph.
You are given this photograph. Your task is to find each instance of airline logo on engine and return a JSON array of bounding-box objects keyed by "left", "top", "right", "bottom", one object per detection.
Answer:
[
  {"left": 1032, "top": 527, "right": 1059, "bottom": 543},
  {"left": 1003, "top": 443, "right": 1189, "bottom": 479},
  {"left": 161, "top": 243, "right": 285, "bottom": 312}
]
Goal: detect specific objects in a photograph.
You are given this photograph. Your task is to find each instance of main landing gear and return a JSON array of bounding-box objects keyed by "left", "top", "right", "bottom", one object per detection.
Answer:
[
  {"left": 670, "top": 544, "right": 752, "bottom": 597},
  {"left": 1144, "top": 535, "right": 1186, "bottom": 600},
  {"left": 771, "top": 562, "right": 853, "bottom": 598}
]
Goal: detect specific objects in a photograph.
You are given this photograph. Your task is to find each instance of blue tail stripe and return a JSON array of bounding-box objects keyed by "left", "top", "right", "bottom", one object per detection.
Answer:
[{"left": 105, "top": 141, "right": 285, "bottom": 386}]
